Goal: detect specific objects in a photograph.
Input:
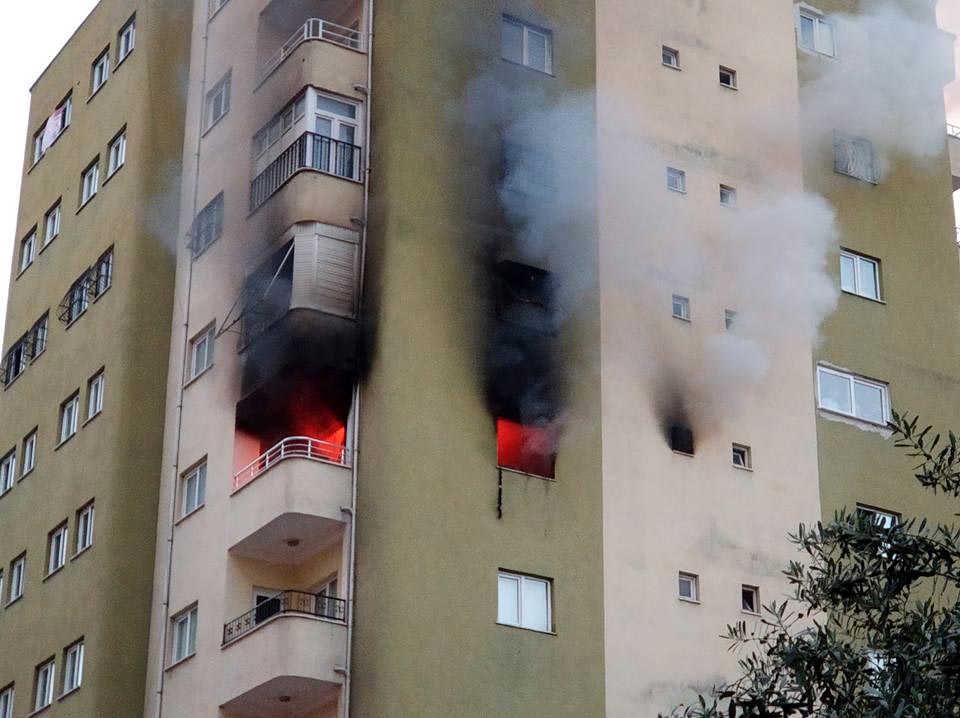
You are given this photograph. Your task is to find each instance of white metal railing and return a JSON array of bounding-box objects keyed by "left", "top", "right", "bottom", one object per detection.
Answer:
[
  {"left": 233, "top": 436, "right": 350, "bottom": 492},
  {"left": 949, "top": 123, "right": 960, "bottom": 139},
  {"left": 259, "top": 18, "right": 364, "bottom": 82}
]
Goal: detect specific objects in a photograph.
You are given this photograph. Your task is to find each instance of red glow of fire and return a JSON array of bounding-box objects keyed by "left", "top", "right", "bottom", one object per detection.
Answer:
[{"left": 497, "top": 418, "right": 556, "bottom": 479}]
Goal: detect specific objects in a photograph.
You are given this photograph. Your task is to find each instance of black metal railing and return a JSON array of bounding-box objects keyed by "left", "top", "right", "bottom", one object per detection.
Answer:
[
  {"left": 222, "top": 590, "right": 347, "bottom": 644},
  {"left": 249, "top": 132, "right": 363, "bottom": 212}
]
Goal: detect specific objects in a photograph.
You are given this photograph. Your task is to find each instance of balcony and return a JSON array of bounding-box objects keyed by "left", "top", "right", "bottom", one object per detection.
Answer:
[
  {"left": 949, "top": 124, "right": 960, "bottom": 191},
  {"left": 234, "top": 436, "right": 348, "bottom": 492},
  {"left": 223, "top": 590, "right": 347, "bottom": 645},
  {"left": 219, "top": 606, "right": 345, "bottom": 717},
  {"left": 259, "top": 18, "right": 363, "bottom": 84},
  {"left": 250, "top": 131, "right": 362, "bottom": 212}
]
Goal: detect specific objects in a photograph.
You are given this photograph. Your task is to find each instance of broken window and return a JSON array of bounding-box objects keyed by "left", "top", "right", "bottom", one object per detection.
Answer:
[
  {"left": 497, "top": 418, "right": 557, "bottom": 479},
  {"left": 670, "top": 425, "right": 695, "bottom": 455},
  {"left": 241, "top": 241, "right": 295, "bottom": 346}
]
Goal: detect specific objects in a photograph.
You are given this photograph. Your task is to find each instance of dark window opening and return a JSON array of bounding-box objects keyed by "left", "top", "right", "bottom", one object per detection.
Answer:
[
  {"left": 241, "top": 240, "right": 295, "bottom": 346},
  {"left": 670, "top": 425, "right": 695, "bottom": 455},
  {"left": 497, "top": 418, "right": 557, "bottom": 479},
  {"left": 495, "top": 260, "right": 554, "bottom": 334}
]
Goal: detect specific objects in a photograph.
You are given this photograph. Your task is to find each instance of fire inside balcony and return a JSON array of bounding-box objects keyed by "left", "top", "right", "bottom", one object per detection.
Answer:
[
  {"left": 487, "top": 261, "right": 560, "bottom": 479},
  {"left": 238, "top": 223, "right": 360, "bottom": 394}
]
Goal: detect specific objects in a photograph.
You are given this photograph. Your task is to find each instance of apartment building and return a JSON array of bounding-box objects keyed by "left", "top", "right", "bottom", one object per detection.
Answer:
[{"left": 0, "top": 2, "right": 190, "bottom": 718}]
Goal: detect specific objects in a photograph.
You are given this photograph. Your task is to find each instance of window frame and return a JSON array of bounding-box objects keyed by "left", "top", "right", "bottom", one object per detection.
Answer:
[
  {"left": 719, "top": 65, "right": 738, "bottom": 89},
  {"left": 816, "top": 365, "right": 890, "bottom": 426},
  {"left": 662, "top": 45, "right": 680, "bottom": 69},
  {"left": 798, "top": 7, "right": 837, "bottom": 57},
  {"left": 189, "top": 324, "right": 216, "bottom": 380},
  {"left": 857, "top": 504, "right": 899, "bottom": 530},
  {"left": 19, "top": 228, "right": 37, "bottom": 273},
  {"left": 0, "top": 450, "right": 16, "bottom": 495},
  {"left": 741, "top": 584, "right": 760, "bottom": 615},
  {"left": 839, "top": 250, "right": 881, "bottom": 301},
  {"left": 44, "top": 201, "right": 61, "bottom": 246},
  {"left": 190, "top": 193, "right": 224, "bottom": 257},
  {"left": 59, "top": 393, "right": 81, "bottom": 444},
  {"left": 171, "top": 605, "right": 198, "bottom": 664},
  {"left": 667, "top": 167, "right": 686, "bottom": 193},
  {"left": 732, "top": 443, "right": 752, "bottom": 470},
  {"left": 62, "top": 640, "right": 84, "bottom": 694},
  {"left": 33, "top": 658, "right": 55, "bottom": 712},
  {"left": 90, "top": 48, "right": 111, "bottom": 96},
  {"left": 497, "top": 570, "right": 553, "bottom": 633},
  {"left": 75, "top": 501, "right": 95, "bottom": 554},
  {"left": 46, "top": 523, "right": 68, "bottom": 576},
  {"left": 678, "top": 571, "right": 700, "bottom": 603},
  {"left": 672, "top": 294, "right": 691, "bottom": 321},
  {"left": 180, "top": 461, "right": 207, "bottom": 518},
  {"left": 87, "top": 371, "right": 105, "bottom": 420},
  {"left": 205, "top": 72, "right": 232, "bottom": 130},
  {"left": 834, "top": 132, "right": 878, "bottom": 184},
  {"left": 501, "top": 15, "right": 553, "bottom": 75},
  {"left": 22, "top": 430, "right": 37, "bottom": 477},
  {"left": 0, "top": 684, "right": 12, "bottom": 718},
  {"left": 80, "top": 158, "right": 101, "bottom": 206},
  {"left": 719, "top": 184, "right": 737, "bottom": 207},
  {"left": 117, "top": 15, "right": 136, "bottom": 63},
  {"left": 8, "top": 555, "right": 25, "bottom": 603},
  {"left": 107, "top": 128, "right": 127, "bottom": 176}
]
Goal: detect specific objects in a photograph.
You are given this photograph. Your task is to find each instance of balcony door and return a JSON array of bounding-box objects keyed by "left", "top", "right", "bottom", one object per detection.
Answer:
[{"left": 314, "top": 95, "right": 360, "bottom": 179}]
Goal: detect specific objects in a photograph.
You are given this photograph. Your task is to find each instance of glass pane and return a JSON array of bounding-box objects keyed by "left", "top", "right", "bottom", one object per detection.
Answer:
[
  {"left": 818, "top": 370, "right": 852, "bottom": 414},
  {"left": 316, "top": 96, "right": 356, "bottom": 119},
  {"left": 840, "top": 255, "right": 856, "bottom": 293},
  {"left": 854, "top": 381, "right": 884, "bottom": 423},
  {"left": 502, "top": 19, "right": 523, "bottom": 63},
  {"left": 315, "top": 117, "right": 333, "bottom": 137},
  {"left": 678, "top": 576, "right": 692, "bottom": 598},
  {"left": 858, "top": 258, "right": 879, "bottom": 299},
  {"left": 800, "top": 15, "right": 816, "bottom": 48},
  {"left": 339, "top": 124, "right": 356, "bottom": 145},
  {"left": 497, "top": 575, "right": 519, "bottom": 625},
  {"left": 526, "top": 31, "right": 547, "bottom": 72},
  {"left": 818, "top": 19, "right": 835, "bottom": 55},
  {"left": 521, "top": 578, "right": 549, "bottom": 631}
]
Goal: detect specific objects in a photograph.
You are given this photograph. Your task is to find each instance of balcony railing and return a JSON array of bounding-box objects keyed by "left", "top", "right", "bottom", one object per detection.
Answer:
[
  {"left": 250, "top": 131, "right": 363, "bottom": 212},
  {"left": 259, "top": 18, "right": 364, "bottom": 83},
  {"left": 949, "top": 123, "right": 960, "bottom": 139},
  {"left": 223, "top": 590, "right": 347, "bottom": 645},
  {"left": 233, "top": 436, "right": 350, "bottom": 492}
]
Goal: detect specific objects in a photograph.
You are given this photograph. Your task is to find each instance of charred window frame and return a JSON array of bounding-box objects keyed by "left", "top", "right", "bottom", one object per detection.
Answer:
[{"left": 190, "top": 193, "right": 224, "bottom": 258}]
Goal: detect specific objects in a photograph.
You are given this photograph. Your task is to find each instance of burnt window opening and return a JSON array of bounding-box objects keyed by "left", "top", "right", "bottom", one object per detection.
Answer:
[
  {"left": 497, "top": 418, "right": 557, "bottom": 479},
  {"left": 241, "top": 240, "right": 294, "bottom": 347},
  {"left": 670, "top": 425, "right": 695, "bottom": 456},
  {"left": 501, "top": 141, "right": 554, "bottom": 199},
  {"left": 495, "top": 260, "right": 555, "bottom": 334}
]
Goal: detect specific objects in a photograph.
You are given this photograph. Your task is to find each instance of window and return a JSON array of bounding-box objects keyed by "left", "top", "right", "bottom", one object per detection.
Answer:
[
  {"left": 33, "top": 94, "right": 72, "bottom": 163},
  {"left": 798, "top": 8, "right": 836, "bottom": 57},
  {"left": 719, "top": 184, "right": 737, "bottom": 206},
  {"left": 59, "top": 394, "right": 80, "bottom": 444},
  {"left": 497, "top": 419, "right": 557, "bottom": 479},
  {"left": 91, "top": 49, "right": 110, "bottom": 94},
  {"left": 9, "top": 555, "right": 25, "bottom": 603},
  {"left": 31, "top": 314, "right": 48, "bottom": 358},
  {"left": 81, "top": 158, "right": 100, "bottom": 205},
  {"left": 1, "top": 331, "right": 32, "bottom": 386},
  {"left": 667, "top": 167, "right": 686, "bottom": 193},
  {"left": 719, "top": 66, "right": 738, "bottom": 88},
  {"left": 190, "top": 193, "right": 224, "bottom": 257},
  {"left": 180, "top": 462, "right": 206, "bottom": 517},
  {"left": 76, "top": 502, "right": 95, "bottom": 553},
  {"left": 816, "top": 366, "right": 889, "bottom": 425},
  {"left": 858, "top": 505, "right": 898, "bottom": 530},
  {"left": 62, "top": 640, "right": 84, "bottom": 693},
  {"left": 678, "top": 572, "right": 700, "bottom": 602},
  {"left": 205, "top": 72, "right": 231, "bottom": 129},
  {"left": 501, "top": 142, "right": 554, "bottom": 198},
  {"left": 741, "top": 585, "right": 760, "bottom": 614},
  {"left": 253, "top": 94, "right": 306, "bottom": 159},
  {"left": 724, "top": 309, "right": 737, "bottom": 330},
  {"left": 47, "top": 523, "right": 68, "bottom": 575},
  {"left": 62, "top": 274, "right": 91, "bottom": 324},
  {"left": 87, "top": 371, "right": 105, "bottom": 419},
  {"left": 0, "top": 685, "right": 12, "bottom": 718},
  {"left": 93, "top": 248, "right": 114, "bottom": 297},
  {"left": 44, "top": 201, "right": 61, "bottom": 246},
  {"left": 834, "top": 133, "right": 878, "bottom": 184},
  {"left": 33, "top": 659, "right": 54, "bottom": 711},
  {"left": 497, "top": 571, "right": 552, "bottom": 633},
  {"left": 107, "top": 130, "right": 126, "bottom": 175},
  {"left": 0, "top": 450, "right": 15, "bottom": 495},
  {"left": 732, "top": 444, "right": 752, "bottom": 469},
  {"left": 22, "top": 431, "right": 37, "bottom": 476},
  {"left": 189, "top": 325, "right": 216, "bottom": 379},
  {"left": 118, "top": 15, "right": 136, "bottom": 61},
  {"left": 19, "top": 229, "right": 36, "bottom": 273},
  {"left": 672, "top": 294, "right": 690, "bottom": 321},
  {"left": 662, "top": 46, "right": 680, "bottom": 68},
  {"left": 501, "top": 16, "right": 553, "bottom": 74},
  {"left": 313, "top": 93, "right": 362, "bottom": 180},
  {"left": 171, "top": 605, "right": 198, "bottom": 663},
  {"left": 840, "top": 250, "right": 880, "bottom": 301}
]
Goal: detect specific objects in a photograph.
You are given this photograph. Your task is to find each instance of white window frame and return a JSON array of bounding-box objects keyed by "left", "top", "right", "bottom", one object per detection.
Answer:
[
  {"left": 816, "top": 366, "right": 890, "bottom": 425},
  {"left": 497, "top": 571, "right": 552, "bottom": 633},
  {"left": 662, "top": 46, "right": 680, "bottom": 69},
  {"left": 59, "top": 394, "right": 80, "bottom": 444},
  {"left": 180, "top": 462, "right": 207, "bottom": 518},
  {"left": 107, "top": 130, "right": 126, "bottom": 176},
  {"left": 191, "top": 193, "right": 224, "bottom": 257},
  {"left": 9, "top": 555, "right": 25, "bottom": 603},
  {"left": 857, "top": 505, "right": 898, "bottom": 530},
  {"left": 798, "top": 7, "right": 836, "bottom": 57},
  {"left": 44, "top": 202, "right": 61, "bottom": 245},
  {"left": 189, "top": 325, "right": 216, "bottom": 380},
  {"left": 118, "top": 15, "right": 136, "bottom": 62},
  {"left": 834, "top": 133, "right": 878, "bottom": 184},
  {"left": 741, "top": 584, "right": 760, "bottom": 614},
  {"left": 22, "top": 431, "right": 37, "bottom": 476},
  {"left": 732, "top": 443, "right": 752, "bottom": 470},
  {"left": 87, "top": 371, "right": 105, "bottom": 419},
  {"left": 672, "top": 294, "right": 691, "bottom": 321},
  {"left": 840, "top": 250, "right": 881, "bottom": 301},
  {"left": 34, "top": 659, "right": 54, "bottom": 711},
  {"left": 91, "top": 49, "right": 110, "bottom": 95},
  {"left": 205, "top": 72, "right": 231, "bottom": 130},
  {"left": 678, "top": 571, "right": 700, "bottom": 602},
  {"left": 719, "top": 184, "right": 737, "bottom": 207},
  {"left": 667, "top": 167, "right": 686, "bottom": 193},
  {"left": 0, "top": 685, "right": 12, "bottom": 718},
  {"left": 0, "top": 450, "right": 15, "bottom": 495},
  {"left": 47, "top": 524, "right": 68, "bottom": 575},
  {"left": 76, "top": 502, "right": 95, "bottom": 553},
  {"left": 81, "top": 159, "right": 100, "bottom": 205},
  {"left": 19, "top": 229, "right": 37, "bottom": 273},
  {"left": 171, "top": 605, "right": 198, "bottom": 663},
  {"left": 63, "top": 640, "right": 84, "bottom": 693},
  {"left": 719, "top": 65, "right": 738, "bottom": 89},
  {"left": 501, "top": 15, "right": 553, "bottom": 74}
]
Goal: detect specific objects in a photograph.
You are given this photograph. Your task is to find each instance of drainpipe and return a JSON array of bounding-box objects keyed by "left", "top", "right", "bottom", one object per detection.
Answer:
[
  {"left": 342, "top": 2, "right": 375, "bottom": 716},
  {"left": 155, "top": 11, "right": 210, "bottom": 718}
]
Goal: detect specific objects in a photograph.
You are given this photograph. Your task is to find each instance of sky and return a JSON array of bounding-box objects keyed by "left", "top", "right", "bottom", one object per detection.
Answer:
[{"left": 0, "top": 0, "right": 958, "bottom": 339}]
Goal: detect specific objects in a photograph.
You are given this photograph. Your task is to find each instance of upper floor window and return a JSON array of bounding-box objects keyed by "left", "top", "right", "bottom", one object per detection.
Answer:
[
  {"left": 22, "top": 430, "right": 37, "bottom": 477},
  {"left": 501, "top": 15, "right": 553, "bottom": 74},
  {"left": 190, "top": 193, "right": 224, "bottom": 257},
  {"left": 0, "top": 450, "right": 15, "bottom": 495},
  {"left": 107, "top": 129, "right": 127, "bottom": 176},
  {"left": 63, "top": 640, "right": 84, "bottom": 693},
  {"left": 501, "top": 142, "right": 554, "bottom": 198},
  {"left": 662, "top": 45, "right": 680, "bottom": 69},
  {"left": 672, "top": 294, "right": 691, "bottom": 321},
  {"left": 678, "top": 571, "right": 700, "bottom": 602},
  {"left": 816, "top": 365, "right": 889, "bottom": 425},
  {"left": 171, "top": 605, "right": 199, "bottom": 663},
  {"left": 798, "top": 7, "right": 836, "bottom": 57},
  {"left": 0, "top": 685, "right": 12, "bottom": 718},
  {"left": 46, "top": 523, "right": 68, "bottom": 575},
  {"left": 33, "top": 658, "right": 54, "bottom": 712},
  {"left": 719, "top": 66, "right": 738, "bottom": 89},
  {"left": 44, "top": 201, "right": 61, "bottom": 246},
  {"left": 93, "top": 249, "right": 114, "bottom": 297},
  {"left": 87, "top": 371, "right": 105, "bottom": 419},
  {"left": 180, "top": 461, "right": 207, "bottom": 517},
  {"left": 19, "top": 228, "right": 37, "bottom": 273},
  {"left": 76, "top": 502, "right": 95, "bottom": 553},
  {"left": 1, "top": 315, "right": 46, "bottom": 387},
  {"left": 8, "top": 554, "right": 25, "bottom": 603},
  {"left": 719, "top": 184, "right": 737, "bottom": 207},
  {"left": 118, "top": 15, "right": 136, "bottom": 62},
  {"left": 858, "top": 504, "right": 898, "bottom": 530},
  {"left": 59, "top": 393, "right": 80, "bottom": 444},
  {"left": 62, "top": 274, "right": 90, "bottom": 325},
  {"left": 91, "top": 49, "right": 110, "bottom": 95},
  {"left": 205, "top": 72, "right": 231, "bottom": 130},
  {"left": 840, "top": 250, "right": 880, "bottom": 301},
  {"left": 253, "top": 94, "right": 306, "bottom": 160},
  {"left": 497, "top": 571, "right": 552, "bottom": 632},
  {"left": 189, "top": 324, "right": 216, "bottom": 380},
  {"left": 667, "top": 167, "right": 686, "bottom": 193},
  {"left": 834, "top": 133, "right": 878, "bottom": 184},
  {"left": 81, "top": 158, "right": 101, "bottom": 205},
  {"left": 32, "top": 94, "right": 72, "bottom": 164}
]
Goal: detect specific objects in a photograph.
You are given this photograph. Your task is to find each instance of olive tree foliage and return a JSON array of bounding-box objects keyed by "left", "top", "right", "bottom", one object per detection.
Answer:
[{"left": 662, "top": 413, "right": 960, "bottom": 718}]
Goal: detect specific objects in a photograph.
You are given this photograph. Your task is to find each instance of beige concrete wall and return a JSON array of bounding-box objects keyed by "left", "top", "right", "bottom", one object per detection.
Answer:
[{"left": 596, "top": 1, "right": 822, "bottom": 714}]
